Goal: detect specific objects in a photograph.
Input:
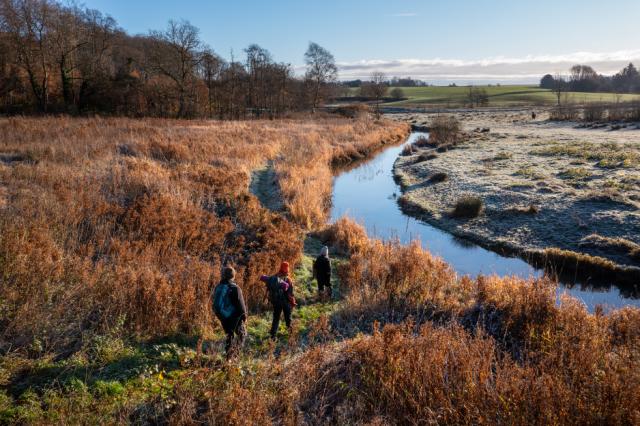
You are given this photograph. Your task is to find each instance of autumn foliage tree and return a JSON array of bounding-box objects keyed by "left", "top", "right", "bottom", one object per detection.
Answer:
[{"left": 0, "top": 0, "right": 340, "bottom": 117}]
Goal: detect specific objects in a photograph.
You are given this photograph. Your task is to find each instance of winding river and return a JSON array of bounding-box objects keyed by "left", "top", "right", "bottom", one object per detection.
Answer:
[{"left": 331, "top": 132, "right": 640, "bottom": 311}]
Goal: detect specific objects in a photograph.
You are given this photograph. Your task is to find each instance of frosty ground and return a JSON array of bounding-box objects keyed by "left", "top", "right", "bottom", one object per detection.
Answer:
[{"left": 393, "top": 109, "right": 640, "bottom": 271}]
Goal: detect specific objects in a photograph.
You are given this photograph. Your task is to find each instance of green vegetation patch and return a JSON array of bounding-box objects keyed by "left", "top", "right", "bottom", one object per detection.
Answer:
[
  {"left": 514, "top": 166, "right": 545, "bottom": 180},
  {"left": 532, "top": 141, "right": 640, "bottom": 169},
  {"left": 347, "top": 85, "right": 640, "bottom": 107}
]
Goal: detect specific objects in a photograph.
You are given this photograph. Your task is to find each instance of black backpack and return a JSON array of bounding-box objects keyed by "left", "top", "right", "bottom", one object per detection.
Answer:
[
  {"left": 213, "top": 282, "right": 236, "bottom": 320},
  {"left": 266, "top": 275, "right": 287, "bottom": 304}
]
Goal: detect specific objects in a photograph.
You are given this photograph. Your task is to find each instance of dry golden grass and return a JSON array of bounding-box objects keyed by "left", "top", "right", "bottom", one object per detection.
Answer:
[
  {"left": 0, "top": 115, "right": 408, "bottom": 352},
  {"left": 294, "top": 218, "right": 640, "bottom": 424},
  {"left": 2, "top": 116, "right": 639, "bottom": 424}
]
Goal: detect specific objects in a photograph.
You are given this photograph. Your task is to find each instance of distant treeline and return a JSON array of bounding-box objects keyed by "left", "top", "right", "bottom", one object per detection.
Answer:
[
  {"left": 0, "top": 0, "right": 340, "bottom": 118},
  {"left": 540, "top": 63, "right": 640, "bottom": 94},
  {"left": 342, "top": 77, "right": 430, "bottom": 88}
]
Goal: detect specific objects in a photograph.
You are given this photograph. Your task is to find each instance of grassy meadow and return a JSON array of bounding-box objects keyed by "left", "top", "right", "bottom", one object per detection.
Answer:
[
  {"left": 1, "top": 115, "right": 640, "bottom": 424},
  {"left": 349, "top": 85, "right": 640, "bottom": 107}
]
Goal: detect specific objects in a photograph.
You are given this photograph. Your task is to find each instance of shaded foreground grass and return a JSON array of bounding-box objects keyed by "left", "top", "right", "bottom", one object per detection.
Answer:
[
  {"left": 3, "top": 218, "right": 640, "bottom": 424},
  {"left": 1, "top": 117, "right": 640, "bottom": 424}
]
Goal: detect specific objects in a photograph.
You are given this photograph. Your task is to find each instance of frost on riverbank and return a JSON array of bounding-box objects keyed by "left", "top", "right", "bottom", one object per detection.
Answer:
[{"left": 392, "top": 109, "right": 640, "bottom": 276}]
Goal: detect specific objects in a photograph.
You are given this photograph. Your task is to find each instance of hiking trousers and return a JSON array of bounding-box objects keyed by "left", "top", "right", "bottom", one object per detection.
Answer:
[
  {"left": 317, "top": 277, "right": 331, "bottom": 296},
  {"left": 270, "top": 302, "right": 292, "bottom": 338},
  {"left": 223, "top": 317, "right": 247, "bottom": 357}
]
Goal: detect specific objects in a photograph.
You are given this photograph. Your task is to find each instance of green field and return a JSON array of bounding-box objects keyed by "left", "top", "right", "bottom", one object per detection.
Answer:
[{"left": 348, "top": 85, "right": 640, "bottom": 107}]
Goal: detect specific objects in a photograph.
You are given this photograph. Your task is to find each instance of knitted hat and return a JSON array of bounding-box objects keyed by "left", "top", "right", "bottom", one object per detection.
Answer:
[{"left": 278, "top": 261, "right": 289, "bottom": 275}]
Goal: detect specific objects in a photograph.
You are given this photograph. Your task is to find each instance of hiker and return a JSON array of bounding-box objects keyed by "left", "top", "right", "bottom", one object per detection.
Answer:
[
  {"left": 531, "top": 111, "right": 537, "bottom": 120},
  {"left": 212, "top": 266, "right": 247, "bottom": 358},
  {"left": 260, "top": 262, "right": 296, "bottom": 340},
  {"left": 313, "top": 246, "right": 332, "bottom": 299}
]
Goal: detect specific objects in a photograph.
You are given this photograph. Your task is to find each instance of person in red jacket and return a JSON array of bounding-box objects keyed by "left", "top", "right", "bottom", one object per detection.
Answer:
[{"left": 260, "top": 261, "right": 296, "bottom": 340}]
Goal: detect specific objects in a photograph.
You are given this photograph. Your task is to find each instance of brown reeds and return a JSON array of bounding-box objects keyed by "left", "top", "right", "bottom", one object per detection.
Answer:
[{"left": 0, "top": 116, "right": 408, "bottom": 352}]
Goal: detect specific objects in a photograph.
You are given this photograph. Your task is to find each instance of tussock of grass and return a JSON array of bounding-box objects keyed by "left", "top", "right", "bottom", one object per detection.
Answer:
[
  {"left": 528, "top": 247, "right": 640, "bottom": 284},
  {"left": 507, "top": 204, "right": 540, "bottom": 215},
  {"left": 493, "top": 151, "right": 513, "bottom": 161},
  {"left": 451, "top": 196, "right": 483, "bottom": 218},
  {"left": 413, "top": 135, "right": 432, "bottom": 148},
  {"left": 558, "top": 167, "right": 591, "bottom": 180},
  {"left": 579, "top": 234, "right": 640, "bottom": 264},
  {"left": 400, "top": 144, "right": 416, "bottom": 156},
  {"left": 428, "top": 171, "right": 448, "bottom": 183},
  {"left": 418, "top": 152, "right": 438, "bottom": 162},
  {"left": 514, "top": 165, "right": 545, "bottom": 180}
]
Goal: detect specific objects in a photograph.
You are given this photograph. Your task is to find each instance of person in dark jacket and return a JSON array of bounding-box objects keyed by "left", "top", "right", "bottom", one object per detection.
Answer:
[
  {"left": 313, "top": 246, "right": 332, "bottom": 299},
  {"left": 260, "top": 261, "right": 295, "bottom": 340},
  {"left": 213, "top": 266, "right": 247, "bottom": 358}
]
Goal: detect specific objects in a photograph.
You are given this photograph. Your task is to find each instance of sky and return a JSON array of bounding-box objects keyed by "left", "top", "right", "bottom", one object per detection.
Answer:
[{"left": 83, "top": 0, "right": 640, "bottom": 84}]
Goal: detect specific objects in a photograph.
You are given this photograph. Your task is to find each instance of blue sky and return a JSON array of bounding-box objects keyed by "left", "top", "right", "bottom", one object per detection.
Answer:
[{"left": 83, "top": 0, "right": 640, "bottom": 83}]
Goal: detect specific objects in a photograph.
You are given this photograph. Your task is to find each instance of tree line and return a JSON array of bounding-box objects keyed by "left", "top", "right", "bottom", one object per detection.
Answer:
[
  {"left": 540, "top": 63, "right": 640, "bottom": 94},
  {"left": 0, "top": 0, "right": 339, "bottom": 118}
]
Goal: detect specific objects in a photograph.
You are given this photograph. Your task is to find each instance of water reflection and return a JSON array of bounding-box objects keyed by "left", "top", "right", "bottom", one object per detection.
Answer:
[{"left": 330, "top": 132, "right": 640, "bottom": 311}]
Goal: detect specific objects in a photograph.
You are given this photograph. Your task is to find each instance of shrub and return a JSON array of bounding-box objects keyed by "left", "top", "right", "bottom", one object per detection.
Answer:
[
  {"left": 332, "top": 104, "right": 370, "bottom": 119},
  {"left": 389, "top": 87, "right": 405, "bottom": 99},
  {"left": 413, "top": 135, "right": 432, "bottom": 148},
  {"left": 314, "top": 217, "right": 369, "bottom": 256},
  {"left": 429, "top": 115, "right": 460, "bottom": 146},
  {"left": 550, "top": 105, "right": 579, "bottom": 121},
  {"left": 400, "top": 144, "right": 416, "bottom": 156},
  {"left": 451, "top": 196, "right": 483, "bottom": 218},
  {"left": 583, "top": 103, "right": 606, "bottom": 122}
]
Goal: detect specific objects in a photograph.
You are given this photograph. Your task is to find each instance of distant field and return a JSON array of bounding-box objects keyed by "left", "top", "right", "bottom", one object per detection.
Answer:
[{"left": 347, "top": 85, "right": 640, "bottom": 107}]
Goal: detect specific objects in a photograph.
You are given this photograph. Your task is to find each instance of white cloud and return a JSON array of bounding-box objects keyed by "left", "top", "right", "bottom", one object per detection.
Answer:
[
  {"left": 333, "top": 50, "right": 640, "bottom": 83},
  {"left": 391, "top": 12, "right": 418, "bottom": 17}
]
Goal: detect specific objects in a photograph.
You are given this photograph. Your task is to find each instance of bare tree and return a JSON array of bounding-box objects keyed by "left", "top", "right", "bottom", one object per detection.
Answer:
[
  {"left": 245, "top": 44, "right": 271, "bottom": 116},
  {"left": 361, "top": 71, "right": 387, "bottom": 116},
  {"left": 467, "top": 86, "right": 489, "bottom": 107},
  {"left": 0, "top": 1, "right": 345, "bottom": 117},
  {"left": 552, "top": 74, "right": 566, "bottom": 106},
  {"left": 149, "top": 19, "right": 202, "bottom": 117},
  {"left": 199, "top": 48, "right": 223, "bottom": 118},
  {"left": 74, "top": 8, "right": 115, "bottom": 111},
  {"left": 1, "top": 0, "right": 55, "bottom": 112},
  {"left": 304, "top": 42, "right": 337, "bottom": 111}
]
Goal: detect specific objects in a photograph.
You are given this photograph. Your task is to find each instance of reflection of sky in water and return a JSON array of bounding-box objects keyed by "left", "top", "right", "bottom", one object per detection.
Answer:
[{"left": 331, "top": 133, "right": 640, "bottom": 311}]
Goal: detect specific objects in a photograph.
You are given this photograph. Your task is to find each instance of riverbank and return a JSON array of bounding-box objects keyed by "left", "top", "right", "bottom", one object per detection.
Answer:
[{"left": 392, "top": 109, "right": 640, "bottom": 284}]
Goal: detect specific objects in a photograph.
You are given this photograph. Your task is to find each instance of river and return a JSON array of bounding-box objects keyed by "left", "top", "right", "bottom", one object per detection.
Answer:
[{"left": 330, "top": 132, "right": 640, "bottom": 311}]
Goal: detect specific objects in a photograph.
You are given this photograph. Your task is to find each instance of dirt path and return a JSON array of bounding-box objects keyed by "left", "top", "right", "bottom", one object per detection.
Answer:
[
  {"left": 249, "top": 161, "right": 284, "bottom": 212},
  {"left": 245, "top": 163, "right": 346, "bottom": 353}
]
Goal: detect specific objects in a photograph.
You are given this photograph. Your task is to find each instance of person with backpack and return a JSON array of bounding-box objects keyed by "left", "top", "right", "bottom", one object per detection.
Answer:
[
  {"left": 260, "top": 261, "right": 296, "bottom": 340},
  {"left": 313, "top": 246, "right": 332, "bottom": 299},
  {"left": 212, "top": 266, "right": 247, "bottom": 358}
]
